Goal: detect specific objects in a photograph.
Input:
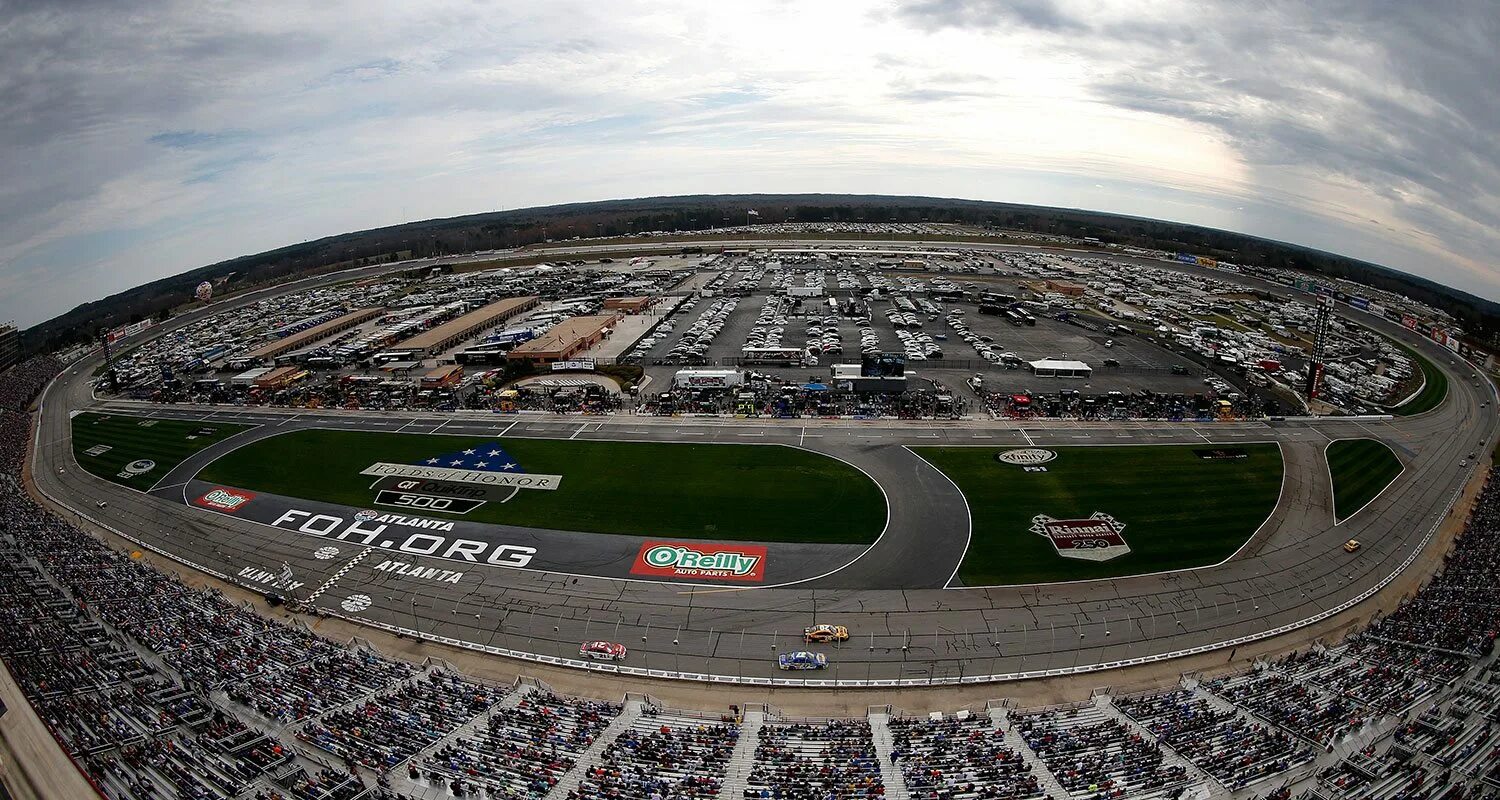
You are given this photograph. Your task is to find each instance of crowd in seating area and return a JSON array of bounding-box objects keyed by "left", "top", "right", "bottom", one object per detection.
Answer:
[
  {"left": 569, "top": 709, "right": 739, "bottom": 800},
  {"left": 1275, "top": 649, "right": 1441, "bottom": 716},
  {"left": 1115, "top": 689, "right": 1312, "bottom": 790},
  {"left": 296, "top": 670, "right": 497, "bottom": 771},
  {"left": 0, "top": 354, "right": 62, "bottom": 413},
  {"left": 1013, "top": 703, "right": 1188, "bottom": 798},
  {"left": 888, "top": 713, "right": 1043, "bottom": 800},
  {"left": 424, "top": 690, "right": 622, "bottom": 798},
  {"left": 747, "top": 718, "right": 884, "bottom": 799},
  {"left": 1360, "top": 475, "right": 1500, "bottom": 659},
  {"left": 1205, "top": 668, "right": 1367, "bottom": 747}
]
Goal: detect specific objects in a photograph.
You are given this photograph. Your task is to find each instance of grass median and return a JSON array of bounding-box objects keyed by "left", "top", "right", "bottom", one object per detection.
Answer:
[
  {"left": 72, "top": 412, "right": 254, "bottom": 491},
  {"left": 1327, "top": 439, "right": 1403, "bottom": 522},
  {"left": 916, "top": 443, "right": 1284, "bottom": 585},
  {"left": 199, "top": 428, "right": 886, "bottom": 544}
]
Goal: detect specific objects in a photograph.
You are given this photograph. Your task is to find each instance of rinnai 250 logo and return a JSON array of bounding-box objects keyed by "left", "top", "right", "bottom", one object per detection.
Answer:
[
  {"left": 194, "top": 488, "right": 256, "bottom": 512},
  {"left": 631, "top": 542, "right": 768, "bottom": 582},
  {"left": 1030, "top": 512, "right": 1131, "bottom": 562}
]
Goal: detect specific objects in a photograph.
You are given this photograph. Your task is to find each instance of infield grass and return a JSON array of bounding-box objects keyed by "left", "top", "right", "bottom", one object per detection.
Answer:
[
  {"left": 199, "top": 428, "right": 885, "bottom": 544},
  {"left": 916, "top": 444, "right": 1284, "bottom": 585},
  {"left": 71, "top": 412, "right": 254, "bottom": 491},
  {"left": 1388, "top": 341, "right": 1448, "bottom": 416},
  {"left": 1327, "top": 439, "right": 1403, "bottom": 522}
]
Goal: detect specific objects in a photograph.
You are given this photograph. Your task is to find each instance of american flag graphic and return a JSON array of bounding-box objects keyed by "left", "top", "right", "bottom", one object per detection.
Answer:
[{"left": 413, "top": 442, "right": 525, "bottom": 473}]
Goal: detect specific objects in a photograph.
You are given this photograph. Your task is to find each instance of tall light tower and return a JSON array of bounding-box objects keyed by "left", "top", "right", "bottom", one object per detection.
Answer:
[{"left": 1305, "top": 295, "right": 1334, "bottom": 401}]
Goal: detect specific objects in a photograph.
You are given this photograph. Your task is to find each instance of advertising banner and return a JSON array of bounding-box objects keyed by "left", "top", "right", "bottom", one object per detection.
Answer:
[{"left": 630, "top": 541, "right": 767, "bottom": 582}]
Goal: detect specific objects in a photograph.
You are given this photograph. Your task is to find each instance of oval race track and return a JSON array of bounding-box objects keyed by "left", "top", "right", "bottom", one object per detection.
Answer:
[{"left": 29, "top": 238, "right": 1500, "bottom": 686}]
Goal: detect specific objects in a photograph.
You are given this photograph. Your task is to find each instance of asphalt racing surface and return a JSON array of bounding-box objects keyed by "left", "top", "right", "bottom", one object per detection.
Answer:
[{"left": 29, "top": 239, "right": 1500, "bottom": 685}]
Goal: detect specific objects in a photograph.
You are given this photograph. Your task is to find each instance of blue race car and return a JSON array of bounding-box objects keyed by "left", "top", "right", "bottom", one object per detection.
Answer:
[{"left": 777, "top": 651, "right": 829, "bottom": 671}]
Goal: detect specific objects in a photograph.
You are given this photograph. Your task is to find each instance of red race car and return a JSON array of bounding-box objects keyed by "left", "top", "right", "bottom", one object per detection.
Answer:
[{"left": 579, "top": 641, "right": 628, "bottom": 661}]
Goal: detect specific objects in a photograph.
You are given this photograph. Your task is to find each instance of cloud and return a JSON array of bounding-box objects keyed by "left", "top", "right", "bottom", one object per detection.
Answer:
[{"left": 889, "top": 0, "right": 1500, "bottom": 300}]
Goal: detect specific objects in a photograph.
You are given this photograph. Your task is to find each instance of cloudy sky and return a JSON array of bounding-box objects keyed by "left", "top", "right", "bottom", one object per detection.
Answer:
[{"left": 3, "top": 0, "right": 1497, "bottom": 327}]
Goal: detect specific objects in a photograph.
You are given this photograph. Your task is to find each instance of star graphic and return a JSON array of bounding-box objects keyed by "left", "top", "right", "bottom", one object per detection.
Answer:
[
  {"left": 475, "top": 462, "right": 487, "bottom": 468},
  {"left": 501, "top": 462, "right": 517, "bottom": 470},
  {"left": 450, "top": 460, "right": 464, "bottom": 466},
  {"left": 426, "top": 458, "right": 439, "bottom": 464},
  {"left": 463, "top": 449, "right": 476, "bottom": 455},
  {"left": 487, "top": 449, "right": 501, "bottom": 457}
]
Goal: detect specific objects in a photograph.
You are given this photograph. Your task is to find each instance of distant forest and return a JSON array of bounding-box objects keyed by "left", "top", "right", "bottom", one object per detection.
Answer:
[{"left": 23, "top": 193, "right": 1500, "bottom": 355}]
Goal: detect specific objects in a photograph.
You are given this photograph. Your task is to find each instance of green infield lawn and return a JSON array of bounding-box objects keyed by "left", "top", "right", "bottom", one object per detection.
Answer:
[
  {"left": 72, "top": 413, "right": 255, "bottom": 491},
  {"left": 916, "top": 444, "right": 1284, "bottom": 585},
  {"left": 199, "top": 428, "right": 886, "bottom": 544},
  {"left": 1388, "top": 341, "right": 1448, "bottom": 416},
  {"left": 1327, "top": 439, "right": 1403, "bottom": 522}
]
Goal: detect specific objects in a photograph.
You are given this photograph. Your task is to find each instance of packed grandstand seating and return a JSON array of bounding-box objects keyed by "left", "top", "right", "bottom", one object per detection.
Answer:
[{"left": 2, "top": 354, "right": 1499, "bottom": 800}]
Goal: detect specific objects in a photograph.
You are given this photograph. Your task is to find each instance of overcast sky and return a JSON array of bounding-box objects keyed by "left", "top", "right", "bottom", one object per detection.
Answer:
[{"left": 2, "top": 0, "right": 1497, "bottom": 327}]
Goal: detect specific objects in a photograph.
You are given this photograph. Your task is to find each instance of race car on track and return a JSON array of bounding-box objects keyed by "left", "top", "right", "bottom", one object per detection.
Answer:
[
  {"left": 1343, "top": 539, "right": 1361, "bottom": 553},
  {"left": 803, "top": 624, "right": 850, "bottom": 643},
  {"left": 579, "top": 641, "right": 628, "bottom": 661},
  {"left": 777, "top": 651, "right": 828, "bottom": 670}
]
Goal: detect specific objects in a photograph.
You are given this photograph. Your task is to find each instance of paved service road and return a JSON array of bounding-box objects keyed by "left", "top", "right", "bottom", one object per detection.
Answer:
[{"left": 30, "top": 239, "right": 1499, "bottom": 685}]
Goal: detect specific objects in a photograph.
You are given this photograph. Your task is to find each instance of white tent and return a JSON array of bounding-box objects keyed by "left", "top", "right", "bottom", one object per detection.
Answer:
[{"left": 1028, "top": 359, "right": 1092, "bottom": 378}]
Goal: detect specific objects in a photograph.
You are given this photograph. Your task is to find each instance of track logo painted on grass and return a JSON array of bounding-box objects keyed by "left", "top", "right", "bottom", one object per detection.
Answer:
[
  {"left": 117, "top": 459, "right": 156, "bottom": 478},
  {"left": 631, "top": 542, "right": 768, "bottom": 582},
  {"left": 995, "top": 448, "right": 1057, "bottom": 466},
  {"left": 195, "top": 487, "right": 256, "bottom": 512},
  {"left": 359, "top": 441, "right": 562, "bottom": 509},
  {"left": 1030, "top": 512, "right": 1131, "bottom": 561}
]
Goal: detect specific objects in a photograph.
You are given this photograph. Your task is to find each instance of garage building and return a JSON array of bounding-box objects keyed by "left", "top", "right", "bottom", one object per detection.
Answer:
[
  {"left": 387, "top": 295, "right": 539, "bottom": 359},
  {"left": 507, "top": 313, "right": 622, "bottom": 365},
  {"left": 603, "top": 296, "right": 655, "bottom": 314},
  {"left": 240, "top": 307, "right": 385, "bottom": 364}
]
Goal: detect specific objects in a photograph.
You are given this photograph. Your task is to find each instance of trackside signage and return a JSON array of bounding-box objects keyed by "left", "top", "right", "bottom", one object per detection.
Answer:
[
  {"left": 631, "top": 541, "right": 768, "bottom": 582},
  {"left": 195, "top": 488, "right": 256, "bottom": 512}
]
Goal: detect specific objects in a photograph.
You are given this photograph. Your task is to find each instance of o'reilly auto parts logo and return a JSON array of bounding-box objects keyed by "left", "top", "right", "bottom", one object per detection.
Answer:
[
  {"left": 631, "top": 541, "right": 768, "bottom": 582},
  {"left": 995, "top": 448, "right": 1057, "bottom": 466},
  {"left": 1030, "top": 512, "right": 1131, "bottom": 562},
  {"left": 194, "top": 487, "right": 256, "bottom": 512}
]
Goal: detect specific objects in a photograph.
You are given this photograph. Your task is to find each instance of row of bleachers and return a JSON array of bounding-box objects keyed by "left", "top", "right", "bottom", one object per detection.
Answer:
[
  {"left": 424, "top": 689, "right": 622, "bottom": 798},
  {"left": 748, "top": 718, "right": 884, "bottom": 799},
  {"left": 1114, "top": 688, "right": 1312, "bottom": 790},
  {"left": 1205, "top": 668, "right": 1367, "bottom": 747},
  {"left": 888, "top": 713, "right": 1043, "bottom": 800},
  {"left": 1013, "top": 702, "right": 1187, "bottom": 798},
  {"left": 227, "top": 642, "right": 414, "bottom": 723},
  {"left": 296, "top": 670, "right": 498, "bottom": 770},
  {"left": 569, "top": 708, "right": 739, "bottom": 800}
]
